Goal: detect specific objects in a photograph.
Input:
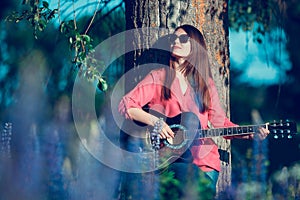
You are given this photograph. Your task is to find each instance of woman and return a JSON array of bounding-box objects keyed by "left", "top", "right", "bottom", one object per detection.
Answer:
[{"left": 118, "top": 24, "right": 269, "bottom": 199}]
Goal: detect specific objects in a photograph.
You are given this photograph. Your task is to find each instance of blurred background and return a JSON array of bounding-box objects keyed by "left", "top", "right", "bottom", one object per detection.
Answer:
[{"left": 0, "top": 0, "right": 299, "bottom": 199}]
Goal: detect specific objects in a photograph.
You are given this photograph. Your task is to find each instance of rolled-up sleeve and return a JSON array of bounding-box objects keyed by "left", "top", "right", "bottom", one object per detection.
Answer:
[{"left": 118, "top": 73, "right": 156, "bottom": 119}]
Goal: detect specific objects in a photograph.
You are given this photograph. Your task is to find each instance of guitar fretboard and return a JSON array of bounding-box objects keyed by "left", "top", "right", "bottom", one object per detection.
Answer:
[{"left": 186, "top": 124, "right": 267, "bottom": 139}]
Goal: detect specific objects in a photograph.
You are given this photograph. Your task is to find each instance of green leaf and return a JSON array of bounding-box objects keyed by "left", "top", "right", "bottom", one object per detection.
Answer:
[
  {"left": 78, "top": 51, "right": 86, "bottom": 61},
  {"left": 47, "top": 9, "right": 58, "bottom": 20},
  {"left": 38, "top": 19, "right": 47, "bottom": 31},
  {"left": 97, "top": 78, "right": 108, "bottom": 92},
  {"left": 42, "top": 1, "right": 49, "bottom": 8},
  {"left": 82, "top": 34, "right": 91, "bottom": 43}
]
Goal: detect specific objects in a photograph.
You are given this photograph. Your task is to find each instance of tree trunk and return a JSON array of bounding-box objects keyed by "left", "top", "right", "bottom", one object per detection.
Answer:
[{"left": 125, "top": 0, "right": 231, "bottom": 196}]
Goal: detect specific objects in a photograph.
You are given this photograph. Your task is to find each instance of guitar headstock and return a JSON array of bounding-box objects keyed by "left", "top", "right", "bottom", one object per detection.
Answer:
[{"left": 268, "top": 120, "right": 298, "bottom": 139}]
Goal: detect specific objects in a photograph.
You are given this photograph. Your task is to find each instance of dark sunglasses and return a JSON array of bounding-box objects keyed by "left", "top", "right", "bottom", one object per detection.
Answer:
[{"left": 168, "top": 34, "right": 190, "bottom": 44}]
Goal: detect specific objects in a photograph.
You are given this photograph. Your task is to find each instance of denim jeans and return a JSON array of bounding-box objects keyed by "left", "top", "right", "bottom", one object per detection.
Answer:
[{"left": 204, "top": 169, "right": 219, "bottom": 194}]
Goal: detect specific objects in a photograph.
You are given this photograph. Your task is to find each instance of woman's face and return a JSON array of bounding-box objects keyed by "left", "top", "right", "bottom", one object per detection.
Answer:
[{"left": 170, "top": 28, "right": 191, "bottom": 58}]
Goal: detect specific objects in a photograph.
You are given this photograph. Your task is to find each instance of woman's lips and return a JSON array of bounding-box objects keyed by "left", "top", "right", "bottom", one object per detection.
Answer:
[{"left": 172, "top": 46, "right": 181, "bottom": 50}]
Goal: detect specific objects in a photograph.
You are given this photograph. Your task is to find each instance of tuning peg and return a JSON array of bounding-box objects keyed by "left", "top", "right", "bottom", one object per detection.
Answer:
[
  {"left": 287, "top": 135, "right": 293, "bottom": 139},
  {"left": 274, "top": 134, "right": 278, "bottom": 139}
]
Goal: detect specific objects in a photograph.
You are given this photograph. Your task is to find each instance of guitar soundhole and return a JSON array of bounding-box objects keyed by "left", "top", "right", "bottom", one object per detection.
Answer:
[
  {"left": 167, "top": 129, "right": 184, "bottom": 145},
  {"left": 163, "top": 125, "right": 187, "bottom": 149}
]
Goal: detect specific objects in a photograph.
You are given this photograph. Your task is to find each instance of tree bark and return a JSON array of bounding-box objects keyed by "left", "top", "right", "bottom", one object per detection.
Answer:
[{"left": 125, "top": 0, "right": 231, "bottom": 196}]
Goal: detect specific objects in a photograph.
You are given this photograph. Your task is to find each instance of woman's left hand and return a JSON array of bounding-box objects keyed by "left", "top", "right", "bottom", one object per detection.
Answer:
[
  {"left": 248, "top": 127, "right": 270, "bottom": 140},
  {"left": 233, "top": 127, "right": 270, "bottom": 140}
]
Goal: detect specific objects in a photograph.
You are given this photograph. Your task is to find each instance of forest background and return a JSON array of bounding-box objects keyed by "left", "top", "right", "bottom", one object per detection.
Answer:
[{"left": 0, "top": 0, "right": 300, "bottom": 199}]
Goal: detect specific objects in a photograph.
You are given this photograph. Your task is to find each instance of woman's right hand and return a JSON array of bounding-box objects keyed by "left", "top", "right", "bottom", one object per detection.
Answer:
[
  {"left": 159, "top": 122, "right": 175, "bottom": 139},
  {"left": 127, "top": 108, "right": 175, "bottom": 139}
]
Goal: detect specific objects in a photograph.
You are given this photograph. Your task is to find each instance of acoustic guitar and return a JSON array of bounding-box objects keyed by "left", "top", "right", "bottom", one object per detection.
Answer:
[{"left": 120, "top": 110, "right": 297, "bottom": 169}]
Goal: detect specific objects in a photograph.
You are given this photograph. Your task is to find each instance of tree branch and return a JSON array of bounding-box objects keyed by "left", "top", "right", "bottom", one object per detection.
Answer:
[{"left": 84, "top": 0, "right": 124, "bottom": 34}]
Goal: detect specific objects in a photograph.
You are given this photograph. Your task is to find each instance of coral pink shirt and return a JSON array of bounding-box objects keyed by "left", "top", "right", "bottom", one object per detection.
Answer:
[{"left": 118, "top": 68, "right": 236, "bottom": 172}]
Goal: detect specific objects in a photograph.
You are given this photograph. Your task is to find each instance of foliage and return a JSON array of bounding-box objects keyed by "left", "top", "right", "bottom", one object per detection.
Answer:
[
  {"left": 59, "top": 19, "right": 107, "bottom": 90},
  {"left": 1, "top": 0, "right": 300, "bottom": 199},
  {"left": 159, "top": 171, "right": 181, "bottom": 199},
  {"left": 5, "top": 0, "right": 110, "bottom": 92},
  {"left": 6, "top": 1, "right": 58, "bottom": 39},
  {"left": 159, "top": 169, "right": 215, "bottom": 199},
  {"left": 228, "top": 0, "right": 284, "bottom": 44},
  {"left": 0, "top": 0, "right": 125, "bottom": 123},
  {"left": 229, "top": 0, "right": 300, "bottom": 124},
  {"left": 229, "top": 160, "right": 300, "bottom": 199},
  {"left": 271, "top": 163, "right": 300, "bottom": 199}
]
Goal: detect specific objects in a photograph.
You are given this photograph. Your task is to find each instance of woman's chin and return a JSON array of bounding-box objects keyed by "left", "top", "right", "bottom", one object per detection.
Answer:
[{"left": 171, "top": 52, "right": 188, "bottom": 60}]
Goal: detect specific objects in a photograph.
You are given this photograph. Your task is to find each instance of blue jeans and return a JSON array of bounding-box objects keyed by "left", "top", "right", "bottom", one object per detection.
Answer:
[{"left": 204, "top": 169, "right": 219, "bottom": 194}]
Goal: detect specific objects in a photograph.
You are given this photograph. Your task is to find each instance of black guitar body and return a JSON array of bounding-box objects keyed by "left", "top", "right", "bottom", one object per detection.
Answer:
[{"left": 119, "top": 110, "right": 201, "bottom": 167}]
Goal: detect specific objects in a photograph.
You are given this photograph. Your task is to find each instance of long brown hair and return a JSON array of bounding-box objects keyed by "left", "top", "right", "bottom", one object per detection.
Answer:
[{"left": 162, "top": 24, "right": 212, "bottom": 112}]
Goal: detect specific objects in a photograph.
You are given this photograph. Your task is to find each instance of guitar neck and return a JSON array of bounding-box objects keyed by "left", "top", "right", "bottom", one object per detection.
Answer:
[{"left": 193, "top": 124, "right": 267, "bottom": 139}]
